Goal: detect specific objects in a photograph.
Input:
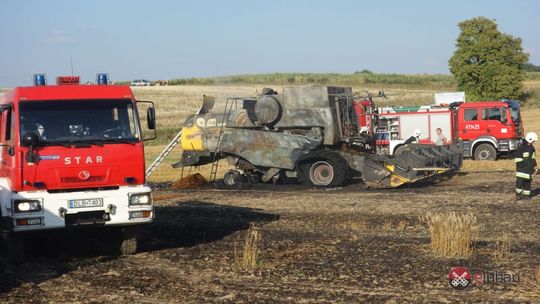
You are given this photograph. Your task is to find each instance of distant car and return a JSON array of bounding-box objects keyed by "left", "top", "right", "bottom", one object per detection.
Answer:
[{"left": 131, "top": 79, "right": 151, "bottom": 86}]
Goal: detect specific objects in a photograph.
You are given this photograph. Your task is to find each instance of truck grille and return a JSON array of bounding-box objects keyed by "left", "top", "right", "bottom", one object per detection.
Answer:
[
  {"left": 61, "top": 176, "right": 104, "bottom": 183},
  {"left": 65, "top": 211, "right": 109, "bottom": 226}
]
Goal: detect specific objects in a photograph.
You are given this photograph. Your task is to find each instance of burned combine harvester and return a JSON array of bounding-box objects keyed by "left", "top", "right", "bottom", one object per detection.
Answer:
[{"left": 175, "top": 86, "right": 462, "bottom": 188}]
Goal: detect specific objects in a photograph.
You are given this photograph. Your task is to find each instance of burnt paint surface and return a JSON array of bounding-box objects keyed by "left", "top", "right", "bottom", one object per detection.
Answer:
[
  {"left": 219, "top": 129, "right": 321, "bottom": 169},
  {"left": 178, "top": 85, "right": 463, "bottom": 187}
]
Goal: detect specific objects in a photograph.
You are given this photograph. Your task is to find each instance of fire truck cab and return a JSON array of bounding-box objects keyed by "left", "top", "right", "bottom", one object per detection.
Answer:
[
  {"left": 0, "top": 74, "right": 156, "bottom": 262},
  {"left": 452, "top": 99, "right": 523, "bottom": 160}
]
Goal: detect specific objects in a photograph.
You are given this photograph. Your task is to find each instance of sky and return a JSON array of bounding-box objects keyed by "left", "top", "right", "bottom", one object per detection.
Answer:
[{"left": 0, "top": 0, "right": 539, "bottom": 87}]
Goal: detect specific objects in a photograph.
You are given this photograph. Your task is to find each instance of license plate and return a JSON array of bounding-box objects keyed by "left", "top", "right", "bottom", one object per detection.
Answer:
[{"left": 68, "top": 198, "right": 103, "bottom": 209}]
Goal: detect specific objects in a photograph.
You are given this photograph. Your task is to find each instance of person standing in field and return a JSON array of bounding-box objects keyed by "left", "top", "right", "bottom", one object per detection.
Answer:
[
  {"left": 515, "top": 132, "right": 538, "bottom": 200},
  {"left": 434, "top": 128, "right": 448, "bottom": 146}
]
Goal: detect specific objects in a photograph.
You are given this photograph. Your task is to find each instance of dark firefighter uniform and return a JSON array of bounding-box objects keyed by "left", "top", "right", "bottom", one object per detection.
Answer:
[{"left": 515, "top": 139, "right": 537, "bottom": 199}]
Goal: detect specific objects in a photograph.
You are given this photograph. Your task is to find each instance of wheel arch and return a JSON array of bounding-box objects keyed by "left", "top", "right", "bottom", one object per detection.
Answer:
[
  {"left": 471, "top": 136, "right": 498, "bottom": 155},
  {"left": 295, "top": 149, "right": 345, "bottom": 168}
]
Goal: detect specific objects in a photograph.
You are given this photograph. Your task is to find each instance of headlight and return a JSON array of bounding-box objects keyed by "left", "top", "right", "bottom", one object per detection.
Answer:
[
  {"left": 129, "top": 193, "right": 152, "bottom": 205},
  {"left": 14, "top": 200, "right": 42, "bottom": 213}
]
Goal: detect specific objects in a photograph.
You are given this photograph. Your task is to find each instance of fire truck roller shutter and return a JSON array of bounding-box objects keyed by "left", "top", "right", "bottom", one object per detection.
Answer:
[
  {"left": 399, "top": 115, "right": 429, "bottom": 141},
  {"left": 399, "top": 112, "right": 452, "bottom": 143},
  {"left": 429, "top": 113, "right": 453, "bottom": 144}
]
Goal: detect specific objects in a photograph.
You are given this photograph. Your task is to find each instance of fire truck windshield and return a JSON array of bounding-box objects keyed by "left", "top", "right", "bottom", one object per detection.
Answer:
[
  {"left": 501, "top": 99, "right": 521, "bottom": 124},
  {"left": 19, "top": 99, "right": 141, "bottom": 145}
]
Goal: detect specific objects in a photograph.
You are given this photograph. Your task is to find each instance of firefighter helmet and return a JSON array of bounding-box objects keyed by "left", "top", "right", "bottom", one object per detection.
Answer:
[
  {"left": 413, "top": 129, "right": 422, "bottom": 137},
  {"left": 525, "top": 132, "right": 538, "bottom": 143}
]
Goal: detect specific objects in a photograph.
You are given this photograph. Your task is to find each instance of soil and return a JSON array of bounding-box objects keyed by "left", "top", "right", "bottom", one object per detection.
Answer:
[{"left": 1, "top": 171, "right": 540, "bottom": 303}]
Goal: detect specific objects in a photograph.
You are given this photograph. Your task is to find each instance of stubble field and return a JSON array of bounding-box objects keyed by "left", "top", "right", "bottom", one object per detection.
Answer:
[{"left": 2, "top": 82, "right": 540, "bottom": 303}]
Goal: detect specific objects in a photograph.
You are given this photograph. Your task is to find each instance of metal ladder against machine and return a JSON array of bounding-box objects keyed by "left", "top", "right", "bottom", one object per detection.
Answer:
[
  {"left": 145, "top": 129, "right": 183, "bottom": 178},
  {"left": 209, "top": 98, "right": 237, "bottom": 182}
]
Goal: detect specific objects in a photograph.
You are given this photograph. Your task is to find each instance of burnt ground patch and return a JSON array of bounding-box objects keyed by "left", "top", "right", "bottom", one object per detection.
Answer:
[
  {"left": 138, "top": 201, "right": 279, "bottom": 252},
  {"left": 1, "top": 172, "right": 540, "bottom": 303}
]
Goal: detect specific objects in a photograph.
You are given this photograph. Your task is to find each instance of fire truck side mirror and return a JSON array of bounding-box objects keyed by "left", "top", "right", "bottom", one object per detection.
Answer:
[
  {"left": 147, "top": 107, "right": 156, "bottom": 130},
  {"left": 21, "top": 132, "right": 40, "bottom": 147},
  {"left": 137, "top": 100, "right": 157, "bottom": 141}
]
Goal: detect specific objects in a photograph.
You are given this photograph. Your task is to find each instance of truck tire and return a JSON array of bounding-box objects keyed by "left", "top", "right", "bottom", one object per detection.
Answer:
[
  {"left": 297, "top": 151, "right": 349, "bottom": 187},
  {"left": 3, "top": 233, "right": 26, "bottom": 264},
  {"left": 474, "top": 143, "right": 497, "bottom": 160},
  {"left": 119, "top": 226, "right": 138, "bottom": 255}
]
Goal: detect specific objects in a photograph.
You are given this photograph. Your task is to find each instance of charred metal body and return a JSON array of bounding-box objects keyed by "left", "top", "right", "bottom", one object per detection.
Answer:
[{"left": 176, "top": 86, "right": 463, "bottom": 188}]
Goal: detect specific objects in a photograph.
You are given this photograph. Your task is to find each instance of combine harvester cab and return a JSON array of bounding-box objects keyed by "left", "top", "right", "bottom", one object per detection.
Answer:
[{"left": 176, "top": 85, "right": 463, "bottom": 188}]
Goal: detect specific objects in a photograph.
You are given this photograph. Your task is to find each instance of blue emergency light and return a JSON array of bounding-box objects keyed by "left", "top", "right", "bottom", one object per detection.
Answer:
[
  {"left": 33, "top": 74, "right": 47, "bottom": 86},
  {"left": 96, "top": 73, "right": 109, "bottom": 85}
]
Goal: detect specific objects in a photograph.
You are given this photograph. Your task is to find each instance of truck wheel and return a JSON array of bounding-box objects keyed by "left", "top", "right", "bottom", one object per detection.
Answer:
[
  {"left": 119, "top": 226, "right": 138, "bottom": 255},
  {"left": 299, "top": 151, "right": 348, "bottom": 187},
  {"left": 474, "top": 143, "right": 497, "bottom": 160},
  {"left": 3, "top": 233, "right": 26, "bottom": 264},
  {"left": 309, "top": 161, "right": 336, "bottom": 186}
]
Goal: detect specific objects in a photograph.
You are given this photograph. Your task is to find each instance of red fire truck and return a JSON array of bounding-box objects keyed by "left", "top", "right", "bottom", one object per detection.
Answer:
[
  {"left": 355, "top": 98, "right": 523, "bottom": 160},
  {"left": 0, "top": 74, "right": 156, "bottom": 262}
]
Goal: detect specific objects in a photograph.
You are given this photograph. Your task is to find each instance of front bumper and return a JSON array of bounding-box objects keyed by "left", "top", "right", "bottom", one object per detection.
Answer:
[
  {"left": 4, "top": 185, "right": 153, "bottom": 232},
  {"left": 499, "top": 138, "right": 520, "bottom": 152}
]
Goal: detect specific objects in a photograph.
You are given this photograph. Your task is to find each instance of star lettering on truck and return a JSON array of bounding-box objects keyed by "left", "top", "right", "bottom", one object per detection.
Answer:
[{"left": 64, "top": 156, "right": 104, "bottom": 165}]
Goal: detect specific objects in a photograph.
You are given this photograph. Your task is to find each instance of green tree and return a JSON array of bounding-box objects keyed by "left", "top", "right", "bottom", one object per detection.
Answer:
[{"left": 449, "top": 17, "right": 528, "bottom": 100}]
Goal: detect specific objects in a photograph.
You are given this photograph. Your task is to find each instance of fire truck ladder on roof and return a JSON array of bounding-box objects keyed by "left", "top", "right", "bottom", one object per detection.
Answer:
[{"left": 145, "top": 129, "right": 183, "bottom": 178}]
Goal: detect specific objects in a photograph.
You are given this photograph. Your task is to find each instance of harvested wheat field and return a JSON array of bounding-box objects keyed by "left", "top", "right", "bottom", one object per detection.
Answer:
[{"left": 2, "top": 171, "right": 540, "bottom": 303}]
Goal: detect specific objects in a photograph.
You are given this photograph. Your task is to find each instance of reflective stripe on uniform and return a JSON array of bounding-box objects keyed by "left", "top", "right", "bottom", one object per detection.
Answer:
[
  {"left": 523, "top": 190, "right": 531, "bottom": 196},
  {"left": 516, "top": 188, "right": 523, "bottom": 194},
  {"left": 516, "top": 172, "right": 531, "bottom": 179},
  {"left": 523, "top": 152, "right": 530, "bottom": 157},
  {"left": 515, "top": 158, "right": 524, "bottom": 162},
  {"left": 533, "top": 152, "right": 536, "bottom": 158}
]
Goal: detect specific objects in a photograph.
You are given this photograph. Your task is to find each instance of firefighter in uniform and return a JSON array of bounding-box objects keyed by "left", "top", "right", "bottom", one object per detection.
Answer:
[{"left": 515, "top": 132, "right": 538, "bottom": 200}]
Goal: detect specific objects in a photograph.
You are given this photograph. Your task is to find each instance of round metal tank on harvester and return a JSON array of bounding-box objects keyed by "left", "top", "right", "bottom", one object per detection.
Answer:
[{"left": 254, "top": 95, "right": 281, "bottom": 126}]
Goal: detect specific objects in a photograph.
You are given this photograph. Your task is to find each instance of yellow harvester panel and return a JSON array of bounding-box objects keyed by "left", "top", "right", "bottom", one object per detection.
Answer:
[{"left": 181, "top": 125, "right": 205, "bottom": 151}]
